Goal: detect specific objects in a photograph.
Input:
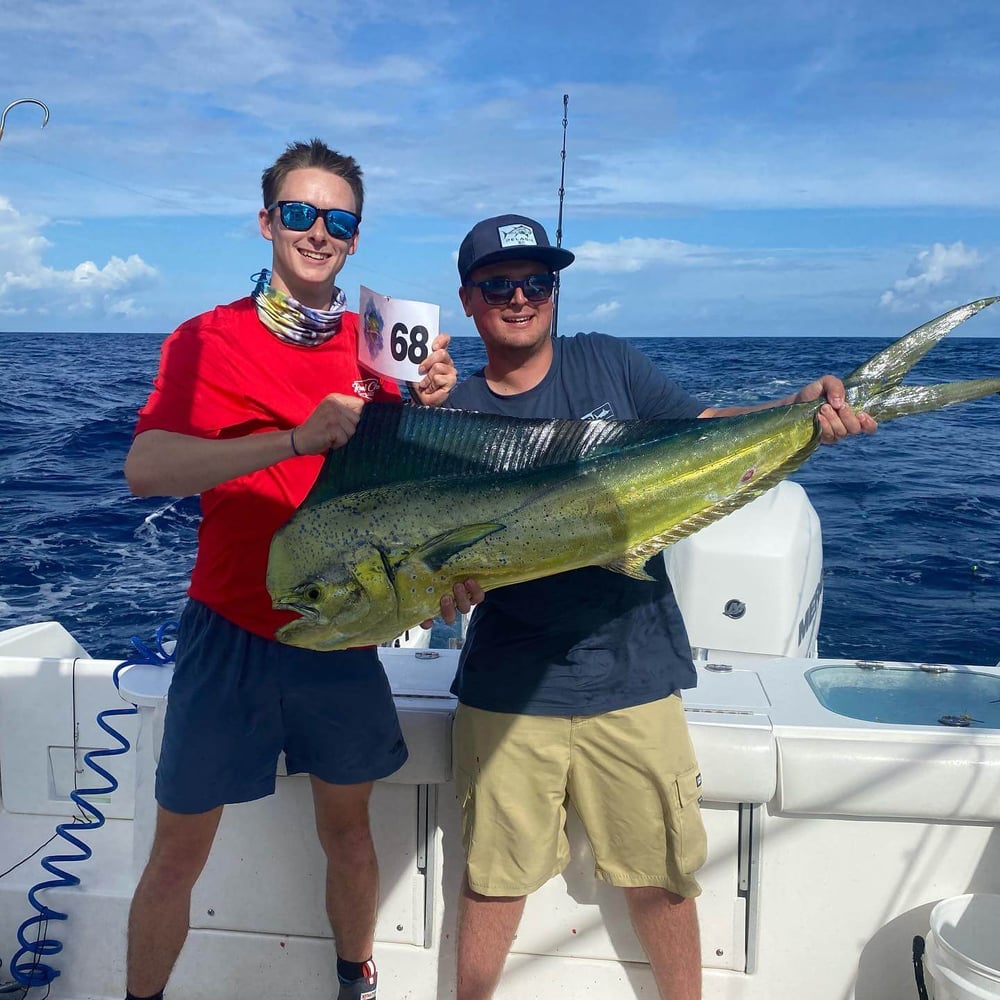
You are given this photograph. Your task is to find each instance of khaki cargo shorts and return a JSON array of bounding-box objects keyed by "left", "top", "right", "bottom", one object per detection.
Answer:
[{"left": 453, "top": 694, "right": 706, "bottom": 898}]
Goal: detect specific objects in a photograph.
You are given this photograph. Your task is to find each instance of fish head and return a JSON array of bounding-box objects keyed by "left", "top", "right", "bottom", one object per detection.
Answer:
[
  {"left": 271, "top": 570, "right": 379, "bottom": 650},
  {"left": 267, "top": 515, "right": 401, "bottom": 650}
]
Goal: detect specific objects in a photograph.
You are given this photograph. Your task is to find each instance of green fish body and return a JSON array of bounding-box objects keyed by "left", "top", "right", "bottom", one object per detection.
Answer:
[{"left": 267, "top": 298, "right": 1000, "bottom": 650}]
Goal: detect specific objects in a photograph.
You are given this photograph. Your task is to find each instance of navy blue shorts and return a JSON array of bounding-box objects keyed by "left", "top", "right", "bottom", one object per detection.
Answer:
[{"left": 155, "top": 600, "right": 408, "bottom": 814}]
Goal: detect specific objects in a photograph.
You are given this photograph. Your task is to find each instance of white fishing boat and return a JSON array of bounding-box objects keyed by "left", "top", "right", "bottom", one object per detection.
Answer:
[{"left": 1, "top": 480, "right": 999, "bottom": 1000}]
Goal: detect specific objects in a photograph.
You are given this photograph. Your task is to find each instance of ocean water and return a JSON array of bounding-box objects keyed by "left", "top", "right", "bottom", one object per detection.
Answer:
[{"left": 1, "top": 330, "right": 998, "bottom": 666}]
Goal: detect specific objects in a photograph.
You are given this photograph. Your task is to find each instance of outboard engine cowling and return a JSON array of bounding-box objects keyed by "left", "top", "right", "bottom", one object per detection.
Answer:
[{"left": 664, "top": 480, "right": 823, "bottom": 663}]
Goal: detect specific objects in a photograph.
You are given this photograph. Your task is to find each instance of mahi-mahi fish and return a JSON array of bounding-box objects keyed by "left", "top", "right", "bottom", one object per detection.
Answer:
[{"left": 267, "top": 297, "right": 1000, "bottom": 650}]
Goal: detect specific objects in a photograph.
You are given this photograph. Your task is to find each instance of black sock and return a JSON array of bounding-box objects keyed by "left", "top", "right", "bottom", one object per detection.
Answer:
[
  {"left": 337, "top": 956, "right": 375, "bottom": 982},
  {"left": 126, "top": 992, "right": 164, "bottom": 1000}
]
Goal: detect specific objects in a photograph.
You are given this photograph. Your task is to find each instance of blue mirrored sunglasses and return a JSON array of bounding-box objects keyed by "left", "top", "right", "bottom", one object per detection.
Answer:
[
  {"left": 267, "top": 201, "right": 360, "bottom": 240},
  {"left": 466, "top": 273, "right": 556, "bottom": 306}
]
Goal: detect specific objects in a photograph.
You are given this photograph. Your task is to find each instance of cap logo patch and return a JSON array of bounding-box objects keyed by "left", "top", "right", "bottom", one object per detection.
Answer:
[{"left": 497, "top": 223, "right": 538, "bottom": 248}]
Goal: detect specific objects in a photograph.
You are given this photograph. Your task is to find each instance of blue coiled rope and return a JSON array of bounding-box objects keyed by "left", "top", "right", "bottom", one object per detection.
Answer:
[{"left": 10, "top": 622, "right": 176, "bottom": 989}]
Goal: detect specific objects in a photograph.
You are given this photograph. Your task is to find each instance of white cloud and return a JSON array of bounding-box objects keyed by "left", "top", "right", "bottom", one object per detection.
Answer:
[
  {"left": 570, "top": 237, "right": 717, "bottom": 273},
  {"left": 590, "top": 300, "right": 621, "bottom": 319},
  {"left": 879, "top": 241, "right": 983, "bottom": 312},
  {"left": 0, "top": 197, "right": 158, "bottom": 319}
]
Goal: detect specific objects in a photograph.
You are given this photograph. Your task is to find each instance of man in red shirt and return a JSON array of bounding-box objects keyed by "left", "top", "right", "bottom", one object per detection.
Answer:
[{"left": 124, "top": 139, "right": 475, "bottom": 1000}]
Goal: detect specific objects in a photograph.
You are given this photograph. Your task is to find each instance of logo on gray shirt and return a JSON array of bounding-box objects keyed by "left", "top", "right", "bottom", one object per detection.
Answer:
[{"left": 582, "top": 401, "right": 615, "bottom": 420}]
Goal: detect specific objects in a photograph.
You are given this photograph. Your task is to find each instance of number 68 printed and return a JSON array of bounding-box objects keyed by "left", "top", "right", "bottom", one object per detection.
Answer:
[{"left": 391, "top": 322, "right": 430, "bottom": 365}]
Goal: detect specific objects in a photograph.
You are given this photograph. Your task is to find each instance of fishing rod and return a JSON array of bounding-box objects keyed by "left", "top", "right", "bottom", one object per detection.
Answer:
[
  {"left": 551, "top": 93, "right": 569, "bottom": 337},
  {"left": 0, "top": 98, "right": 50, "bottom": 145}
]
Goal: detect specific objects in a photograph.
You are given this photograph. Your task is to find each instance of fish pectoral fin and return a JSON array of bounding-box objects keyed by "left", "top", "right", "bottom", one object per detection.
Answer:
[
  {"left": 411, "top": 523, "right": 505, "bottom": 572},
  {"left": 353, "top": 548, "right": 399, "bottom": 615},
  {"left": 602, "top": 548, "right": 657, "bottom": 581}
]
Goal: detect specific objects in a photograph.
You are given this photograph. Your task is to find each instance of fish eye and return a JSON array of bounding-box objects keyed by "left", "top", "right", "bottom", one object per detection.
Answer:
[{"left": 305, "top": 586, "right": 322, "bottom": 602}]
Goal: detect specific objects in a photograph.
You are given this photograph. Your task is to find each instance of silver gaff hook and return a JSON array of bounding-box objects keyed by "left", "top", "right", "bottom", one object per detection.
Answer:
[{"left": 0, "top": 98, "right": 50, "bottom": 145}]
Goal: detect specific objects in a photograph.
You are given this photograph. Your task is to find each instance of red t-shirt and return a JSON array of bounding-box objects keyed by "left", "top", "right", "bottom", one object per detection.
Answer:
[{"left": 134, "top": 297, "right": 402, "bottom": 637}]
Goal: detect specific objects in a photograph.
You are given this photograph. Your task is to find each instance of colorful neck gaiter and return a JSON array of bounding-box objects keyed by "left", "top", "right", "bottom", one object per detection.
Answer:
[{"left": 251, "top": 268, "right": 346, "bottom": 346}]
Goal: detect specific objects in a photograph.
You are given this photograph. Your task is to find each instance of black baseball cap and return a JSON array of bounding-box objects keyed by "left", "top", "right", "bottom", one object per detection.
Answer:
[{"left": 457, "top": 214, "right": 575, "bottom": 283}]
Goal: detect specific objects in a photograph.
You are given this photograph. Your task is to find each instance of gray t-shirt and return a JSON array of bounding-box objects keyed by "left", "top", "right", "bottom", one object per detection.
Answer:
[{"left": 448, "top": 332, "right": 705, "bottom": 716}]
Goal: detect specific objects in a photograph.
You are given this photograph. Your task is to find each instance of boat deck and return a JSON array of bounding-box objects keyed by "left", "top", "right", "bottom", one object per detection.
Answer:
[{"left": 3, "top": 615, "right": 1000, "bottom": 999}]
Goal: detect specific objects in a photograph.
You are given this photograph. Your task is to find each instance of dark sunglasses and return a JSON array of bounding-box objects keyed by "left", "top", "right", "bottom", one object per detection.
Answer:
[
  {"left": 267, "top": 201, "right": 361, "bottom": 240},
  {"left": 467, "top": 273, "right": 557, "bottom": 306}
]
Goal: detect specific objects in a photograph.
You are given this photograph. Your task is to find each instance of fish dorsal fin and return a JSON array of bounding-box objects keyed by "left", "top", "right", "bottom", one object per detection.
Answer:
[{"left": 302, "top": 402, "right": 700, "bottom": 507}]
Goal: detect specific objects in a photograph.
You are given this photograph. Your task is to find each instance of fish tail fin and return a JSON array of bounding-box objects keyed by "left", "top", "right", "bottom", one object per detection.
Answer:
[
  {"left": 860, "top": 378, "right": 1000, "bottom": 423},
  {"left": 843, "top": 297, "right": 1000, "bottom": 402}
]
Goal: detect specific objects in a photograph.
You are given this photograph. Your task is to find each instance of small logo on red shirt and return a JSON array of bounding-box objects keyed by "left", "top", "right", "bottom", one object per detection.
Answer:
[{"left": 353, "top": 377, "right": 381, "bottom": 400}]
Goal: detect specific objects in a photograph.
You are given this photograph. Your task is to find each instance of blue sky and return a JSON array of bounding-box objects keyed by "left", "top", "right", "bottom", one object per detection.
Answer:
[{"left": 3, "top": 0, "right": 1000, "bottom": 339}]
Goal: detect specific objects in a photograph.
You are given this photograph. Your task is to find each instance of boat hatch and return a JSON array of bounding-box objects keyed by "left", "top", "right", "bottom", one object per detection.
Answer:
[{"left": 805, "top": 664, "right": 1000, "bottom": 728}]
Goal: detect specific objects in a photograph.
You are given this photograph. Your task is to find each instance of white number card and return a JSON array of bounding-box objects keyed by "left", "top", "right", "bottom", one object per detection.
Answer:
[{"left": 357, "top": 286, "right": 440, "bottom": 383}]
